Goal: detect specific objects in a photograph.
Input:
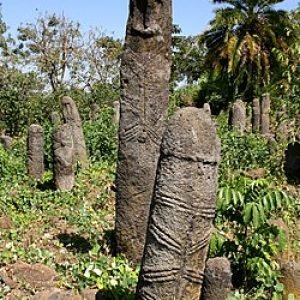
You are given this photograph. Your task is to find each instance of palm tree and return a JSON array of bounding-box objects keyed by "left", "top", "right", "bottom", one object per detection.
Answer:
[{"left": 201, "top": 0, "right": 295, "bottom": 101}]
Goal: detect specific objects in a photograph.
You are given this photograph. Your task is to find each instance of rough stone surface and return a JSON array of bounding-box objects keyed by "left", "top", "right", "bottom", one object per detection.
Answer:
[
  {"left": 281, "top": 261, "right": 300, "bottom": 300},
  {"left": 61, "top": 96, "right": 87, "bottom": 165},
  {"left": 81, "top": 288, "right": 99, "bottom": 300},
  {"left": 0, "top": 134, "right": 13, "bottom": 150},
  {"left": 203, "top": 103, "right": 211, "bottom": 115},
  {"left": 230, "top": 99, "right": 246, "bottom": 133},
  {"left": 136, "top": 108, "right": 220, "bottom": 300},
  {"left": 53, "top": 124, "right": 75, "bottom": 191},
  {"left": 201, "top": 257, "right": 232, "bottom": 300},
  {"left": 242, "top": 168, "right": 266, "bottom": 180},
  {"left": 0, "top": 262, "right": 58, "bottom": 290},
  {"left": 261, "top": 94, "right": 271, "bottom": 135},
  {"left": 276, "top": 111, "right": 289, "bottom": 141},
  {"left": 115, "top": 0, "right": 172, "bottom": 264},
  {"left": 32, "top": 288, "right": 82, "bottom": 300},
  {"left": 90, "top": 103, "right": 99, "bottom": 121},
  {"left": 252, "top": 97, "right": 260, "bottom": 132},
  {"left": 28, "top": 124, "right": 44, "bottom": 180}
]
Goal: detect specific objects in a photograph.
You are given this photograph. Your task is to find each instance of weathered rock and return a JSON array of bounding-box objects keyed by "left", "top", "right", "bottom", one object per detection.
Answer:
[
  {"left": 136, "top": 108, "right": 220, "bottom": 300},
  {"left": 28, "top": 124, "right": 44, "bottom": 180},
  {"left": 0, "top": 134, "right": 13, "bottom": 150},
  {"left": 115, "top": 0, "right": 172, "bottom": 264},
  {"left": 261, "top": 94, "right": 271, "bottom": 135},
  {"left": 81, "top": 288, "right": 99, "bottom": 300},
  {"left": 281, "top": 261, "right": 300, "bottom": 300},
  {"left": 61, "top": 96, "right": 87, "bottom": 165},
  {"left": 0, "top": 262, "right": 57, "bottom": 290},
  {"left": 50, "top": 111, "right": 61, "bottom": 127},
  {"left": 203, "top": 103, "right": 211, "bottom": 115},
  {"left": 53, "top": 124, "right": 75, "bottom": 191},
  {"left": 252, "top": 97, "right": 260, "bottom": 132},
  {"left": 230, "top": 99, "right": 246, "bottom": 133},
  {"left": 32, "top": 288, "right": 82, "bottom": 300},
  {"left": 90, "top": 103, "right": 99, "bottom": 121},
  {"left": 242, "top": 168, "right": 266, "bottom": 180},
  {"left": 276, "top": 111, "right": 289, "bottom": 141},
  {"left": 201, "top": 257, "right": 232, "bottom": 300}
]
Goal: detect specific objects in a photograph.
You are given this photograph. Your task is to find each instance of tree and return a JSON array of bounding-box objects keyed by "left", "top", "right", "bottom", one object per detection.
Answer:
[
  {"left": 81, "top": 29, "right": 122, "bottom": 91},
  {"left": 18, "top": 13, "right": 83, "bottom": 91},
  {"left": 171, "top": 25, "right": 205, "bottom": 87},
  {"left": 201, "top": 0, "right": 295, "bottom": 102}
]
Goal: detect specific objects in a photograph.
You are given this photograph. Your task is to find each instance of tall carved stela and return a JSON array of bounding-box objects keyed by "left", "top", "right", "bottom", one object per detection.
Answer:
[{"left": 115, "top": 0, "right": 173, "bottom": 263}]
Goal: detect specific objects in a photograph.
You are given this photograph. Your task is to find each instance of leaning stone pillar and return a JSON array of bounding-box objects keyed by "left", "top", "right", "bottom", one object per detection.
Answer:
[
  {"left": 136, "top": 108, "right": 220, "bottom": 300},
  {"left": 61, "top": 96, "right": 88, "bottom": 165},
  {"left": 230, "top": 99, "right": 246, "bottom": 133},
  {"left": 201, "top": 257, "right": 232, "bottom": 300},
  {"left": 261, "top": 94, "right": 271, "bottom": 135},
  {"left": 28, "top": 124, "right": 44, "bottom": 180},
  {"left": 53, "top": 124, "right": 74, "bottom": 192},
  {"left": 115, "top": 0, "right": 173, "bottom": 264},
  {"left": 252, "top": 97, "right": 260, "bottom": 132}
]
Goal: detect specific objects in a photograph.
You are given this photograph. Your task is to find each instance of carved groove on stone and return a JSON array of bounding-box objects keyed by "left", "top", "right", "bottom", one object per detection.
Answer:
[
  {"left": 183, "top": 269, "right": 204, "bottom": 284},
  {"left": 156, "top": 191, "right": 191, "bottom": 212},
  {"left": 143, "top": 266, "right": 180, "bottom": 283},
  {"left": 140, "top": 289, "right": 159, "bottom": 300},
  {"left": 150, "top": 217, "right": 182, "bottom": 254},
  {"left": 188, "top": 230, "right": 212, "bottom": 255}
]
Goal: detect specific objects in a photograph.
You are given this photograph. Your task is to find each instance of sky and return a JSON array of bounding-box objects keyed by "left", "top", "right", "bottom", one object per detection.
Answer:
[{"left": 1, "top": 0, "right": 299, "bottom": 38}]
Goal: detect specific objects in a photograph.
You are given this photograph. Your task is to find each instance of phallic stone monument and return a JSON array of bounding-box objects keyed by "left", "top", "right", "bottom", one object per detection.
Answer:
[
  {"left": 115, "top": 0, "right": 173, "bottom": 264},
  {"left": 61, "top": 96, "right": 87, "bottom": 165},
  {"left": 90, "top": 103, "right": 99, "bottom": 121},
  {"left": 252, "top": 97, "right": 260, "bottom": 132},
  {"left": 201, "top": 257, "right": 232, "bottom": 300},
  {"left": 276, "top": 111, "right": 289, "bottom": 141},
  {"left": 203, "top": 103, "right": 211, "bottom": 115},
  {"left": 230, "top": 99, "right": 246, "bottom": 133},
  {"left": 27, "top": 124, "right": 44, "bottom": 180},
  {"left": 261, "top": 94, "right": 271, "bottom": 135},
  {"left": 0, "top": 134, "right": 13, "bottom": 150},
  {"left": 136, "top": 108, "right": 220, "bottom": 300},
  {"left": 53, "top": 124, "right": 75, "bottom": 192}
]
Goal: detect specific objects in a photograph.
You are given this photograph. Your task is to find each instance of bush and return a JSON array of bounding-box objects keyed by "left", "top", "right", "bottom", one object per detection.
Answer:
[{"left": 84, "top": 106, "right": 117, "bottom": 163}]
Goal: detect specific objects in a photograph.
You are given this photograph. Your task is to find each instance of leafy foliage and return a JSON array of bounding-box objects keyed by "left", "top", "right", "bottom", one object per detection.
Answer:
[{"left": 211, "top": 176, "right": 296, "bottom": 299}]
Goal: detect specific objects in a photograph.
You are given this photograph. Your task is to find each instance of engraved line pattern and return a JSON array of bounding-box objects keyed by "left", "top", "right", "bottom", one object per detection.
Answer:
[
  {"left": 143, "top": 266, "right": 180, "bottom": 283},
  {"left": 123, "top": 122, "right": 141, "bottom": 142},
  {"left": 196, "top": 207, "right": 216, "bottom": 219},
  {"left": 156, "top": 191, "right": 190, "bottom": 212},
  {"left": 183, "top": 269, "right": 204, "bottom": 284},
  {"left": 156, "top": 191, "right": 215, "bottom": 216},
  {"left": 150, "top": 218, "right": 182, "bottom": 255},
  {"left": 141, "top": 289, "right": 160, "bottom": 300},
  {"left": 188, "top": 230, "right": 212, "bottom": 255}
]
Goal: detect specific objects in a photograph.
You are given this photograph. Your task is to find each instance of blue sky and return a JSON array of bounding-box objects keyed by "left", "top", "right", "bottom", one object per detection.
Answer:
[{"left": 1, "top": 0, "right": 298, "bottom": 38}]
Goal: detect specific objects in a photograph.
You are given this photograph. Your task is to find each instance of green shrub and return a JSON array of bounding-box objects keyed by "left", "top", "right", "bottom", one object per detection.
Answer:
[
  {"left": 84, "top": 106, "right": 117, "bottom": 163},
  {"left": 211, "top": 176, "right": 296, "bottom": 299}
]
